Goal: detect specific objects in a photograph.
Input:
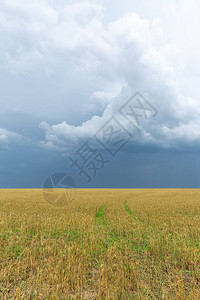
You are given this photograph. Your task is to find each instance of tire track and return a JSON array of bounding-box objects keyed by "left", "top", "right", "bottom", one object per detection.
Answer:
[{"left": 95, "top": 206, "right": 106, "bottom": 226}]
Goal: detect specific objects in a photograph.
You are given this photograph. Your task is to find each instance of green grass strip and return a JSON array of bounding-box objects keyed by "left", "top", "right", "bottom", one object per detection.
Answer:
[
  {"left": 124, "top": 201, "right": 133, "bottom": 216},
  {"left": 124, "top": 201, "right": 145, "bottom": 223},
  {"left": 95, "top": 206, "right": 106, "bottom": 226}
]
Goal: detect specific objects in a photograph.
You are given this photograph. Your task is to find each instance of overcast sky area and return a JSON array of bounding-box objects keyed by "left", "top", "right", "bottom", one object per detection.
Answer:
[{"left": 1, "top": 0, "right": 200, "bottom": 188}]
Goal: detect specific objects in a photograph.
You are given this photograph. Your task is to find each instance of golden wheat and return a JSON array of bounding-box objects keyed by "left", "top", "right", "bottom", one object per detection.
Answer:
[{"left": 0, "top": 188, "right": 200, "bottom": 299}]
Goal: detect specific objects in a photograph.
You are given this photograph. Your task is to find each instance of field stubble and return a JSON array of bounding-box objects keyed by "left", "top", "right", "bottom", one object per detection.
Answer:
[{"left": 0, "top": 189, "right": 200, "bottom": 299}]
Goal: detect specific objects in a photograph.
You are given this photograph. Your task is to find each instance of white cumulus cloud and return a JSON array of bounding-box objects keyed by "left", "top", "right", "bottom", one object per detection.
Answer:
[{"left": 1, "top": 0, "right": 200, "bottom": 151}]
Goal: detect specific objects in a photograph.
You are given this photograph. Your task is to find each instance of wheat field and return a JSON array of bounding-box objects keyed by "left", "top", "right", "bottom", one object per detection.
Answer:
[{"left": 0, "top": 188, "right": 200, "bottom": 299}]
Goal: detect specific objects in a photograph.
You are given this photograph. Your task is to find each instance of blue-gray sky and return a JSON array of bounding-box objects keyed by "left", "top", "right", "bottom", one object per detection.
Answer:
[{"left": 1, "top": 0, "right": 200, "bottom": 188}]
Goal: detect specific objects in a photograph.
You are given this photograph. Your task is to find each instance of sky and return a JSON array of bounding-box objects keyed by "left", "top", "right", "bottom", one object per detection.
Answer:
[{"left": 1, "top": 0, "right": 200, "bottom": 188}]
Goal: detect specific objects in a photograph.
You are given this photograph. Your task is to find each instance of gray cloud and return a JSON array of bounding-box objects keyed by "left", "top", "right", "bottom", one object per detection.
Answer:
[
  {"left": 0, "top": 135, "right": 8, "bottom": 150},
  {"left": 1, "top": 0, "right": 200, "bottom": 153}
]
